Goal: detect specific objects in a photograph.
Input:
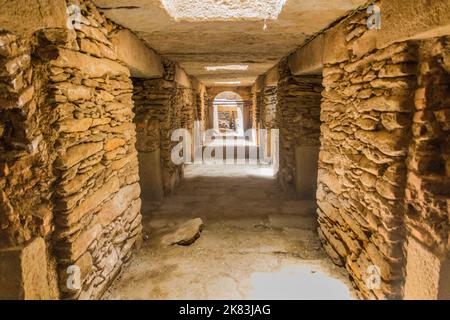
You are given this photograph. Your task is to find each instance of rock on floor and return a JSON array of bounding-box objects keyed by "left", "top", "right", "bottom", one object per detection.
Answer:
[{"left": 161, "top": 218, "right": 204, "bottom": 246}]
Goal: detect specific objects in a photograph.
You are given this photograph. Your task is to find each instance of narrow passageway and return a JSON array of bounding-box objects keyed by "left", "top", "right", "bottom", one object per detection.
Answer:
[
  {"left": 1, "top": 0, "right": 448, "bottom": 301},
  {"left": 104, "top": 164, "right": 354, "bottom": 300}
]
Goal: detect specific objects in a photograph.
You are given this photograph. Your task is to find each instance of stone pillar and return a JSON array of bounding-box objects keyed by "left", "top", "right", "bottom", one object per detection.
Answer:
[
  {"left": 0, "top": 238, "right": 55, "bottom": 300},
  {"left": 0, "top": 30, "right": 60, "bottom": 300},
  {"left": 46, "top": 0, "right": 142, "bottom": 300},
  {"left": 318, "top": 9, "right": 419, "bottom": 299},
  {"left": 135, "top": 119, "right": 164, "bottom": 201},
  {"left": 276, "top": 60, "right": 322, "bottom": 192},
  {"left": 133, "top": 60, "right": 196, "bottom": 196},
  {"left": 404, "top": 36, "right": 450, "bottom": 300}
]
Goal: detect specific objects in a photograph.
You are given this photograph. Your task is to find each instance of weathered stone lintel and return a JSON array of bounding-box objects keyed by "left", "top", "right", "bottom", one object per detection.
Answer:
[
  {"left": 0, "top": 0, "right": 68, "bottom": 35},
  {"left": 51, "top": 48, "right": 130, "bottom": 78},
  {"left": 289, "top": 34, "right": 324, "bottom": 76},
  {"left": 110, "top": 29, "right": 164, "bottom": 79},
  {"left": 175, "top": 65, "right": 192, "bottom": 88}
]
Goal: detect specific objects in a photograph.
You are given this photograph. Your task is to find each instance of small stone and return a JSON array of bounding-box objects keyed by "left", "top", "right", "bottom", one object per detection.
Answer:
[{"left": 161, "top": 218, "right": 203, "bottom": 246}]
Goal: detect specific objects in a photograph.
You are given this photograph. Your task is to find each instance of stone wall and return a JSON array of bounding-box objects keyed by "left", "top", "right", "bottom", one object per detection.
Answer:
[
  {"left": 50, "top": 0, "right": 142, "bottom": 300},
  {"left": 251, "top": 87, "right": 259, "bottom": 133},
  {"left": 195, "top": 83, "right": 208, "bottom": 132},
  {"left": 0, "top": 30, "right": 60, "bottom": 299},
  {"left": 277, "top": 61, "right": 323, "bottom": 191},
  {"left": 317, "top": 10, "right": 421, "bottom": 299},
  {"left": 1, "top": 0, "right": 143, "bottom": 300},
  {"left": 261, "top": 85, "right": 278, "bottom": 131},
  {"left": 403, "top": 36, "right": 450, "bottom": 299},
  {"left": 133, "top": 61, "right": 196, "bottom": 196}
]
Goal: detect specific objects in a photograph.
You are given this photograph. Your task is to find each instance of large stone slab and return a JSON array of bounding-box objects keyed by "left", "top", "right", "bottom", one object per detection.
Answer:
[
  {"left": 0, "top": 238, "right": 56, "bottom": 299},
  {"left": 0, "top": 0, "right": 67, "bottom": 35},
  {"left": 377, "top": 0, "right": 450, "bottom": 49},
  {"left": 323, "top": 23, "right": 350, "bottom": 65},
  {"left": 264, "top": 65, "right": 279, "bottom": 86},
  {"left": 139, "top": 150, "right": 164, "bottom": 202},
  {"left": 161, "top": 218, "right": 203, "bottom": 246},
  {"left": 289, "top": 34, "right": 324, "bottom": 75},
  {"left": 110, "top": 29, "right": 164, "bottom": 79},
  {"left": 175, "top": 65, "right": 192, "bottom": 88},
  {"left": 51, "top": 48, "right": 130, "bottom": 78},
  {"left": 404, "top": 237, "right": 450, "bottom": 300},
  {"left": 295, "top": 146, "right": 320, "bottom": 200}
]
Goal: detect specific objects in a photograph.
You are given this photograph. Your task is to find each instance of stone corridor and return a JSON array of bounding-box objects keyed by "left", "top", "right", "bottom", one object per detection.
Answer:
[
  {"left": 104, "top": 164, "right": 354, "bottom": 300},
  {"left": 0, "top": 0, "right": 449, "bottom": 301}
]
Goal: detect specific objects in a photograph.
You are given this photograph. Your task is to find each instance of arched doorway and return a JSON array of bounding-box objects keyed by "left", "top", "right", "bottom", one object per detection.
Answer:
[{"left": 212, "top": 91, "right": 245, "bottom": 136}]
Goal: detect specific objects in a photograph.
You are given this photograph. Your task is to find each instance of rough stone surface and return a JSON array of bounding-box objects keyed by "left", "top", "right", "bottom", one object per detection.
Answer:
[
  {"left": 276, "top": 60, "right": 323, "bottom": 191},
  {"left": 161, "top": 218, "right": 204, "bottom": 246},
  {"left": 0, "top": 0, "right": 68, "bottom": 35},
  {"left": 377, "top": 0, "right": 450, "bottom": 48},
  {"left": 404, "top": 36, "right": 450, "bottom": 299},
  {"left": 110, "top": 29, "right": 164, "bottom": 79},
  {"left": 404, "top": 237, "right": 450, "bottom": 300},
  {"left": 1, "top": 0, "right": 143, "bottom": 300},
  {"left": 51, "top": 1, "right": 142, "bottom": 300},
  {"left": 288, "top": 34, "right": 324, "bottom": 76},
  {"left": 317, "top": 10, "right": 419, "bottom": 299},
  {"left": 93, "top": 0, "right": 367, "bottom": 86},
  {"left": 133, "top": 60, "right": 198, "bottom": 195},
  {"left": 0, "top": 237, "right": 57, "bottom": 300}
]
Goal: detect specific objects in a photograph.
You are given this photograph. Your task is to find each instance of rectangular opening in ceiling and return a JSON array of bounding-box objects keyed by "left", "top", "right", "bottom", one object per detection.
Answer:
[
  {"left": 215, "top": 81, "right": 242, "bottom": 85},
  {"left": 206, "top": 65, "right": 249, "bottom": 71},
  {"left": 161, "top": 0, "right": 287, "bottom": 21}
]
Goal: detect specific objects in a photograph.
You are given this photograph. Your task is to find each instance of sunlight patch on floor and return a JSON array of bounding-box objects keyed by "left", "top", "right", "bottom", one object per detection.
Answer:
[
  {"left": 250, "top": 264, "right": 354, "bottom": 300},
  {"left": 184, "top": 164, "right": 275, "bottom": 178}
]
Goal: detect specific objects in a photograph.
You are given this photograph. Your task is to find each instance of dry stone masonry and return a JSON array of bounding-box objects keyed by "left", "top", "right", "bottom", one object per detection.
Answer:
[
  {"left": 0, "top": 30, "right": 60, "bottom": 300},
  {"left": 0, "top": 0, "right": 448, "bottom": 301},
  {"left": 276, "top": 61, "right": 323, "bottom": 192},
  {"left": 133, "top": 60, "right": 197, "bottom": 195},
  {"left": 317, "top": 12, "right": 419, "bottom": 299},
  {"left": 1, "top": 0, "right": 143, "bottom": 300},
  {"left": 403, "top": 37, "right": 450, "bottom": 299},
  {"left": 314, "top": 6, "right": 450, "bottom": 299},
  {"left": 49, "top": 0, "right": 142, "bottom": 300}
]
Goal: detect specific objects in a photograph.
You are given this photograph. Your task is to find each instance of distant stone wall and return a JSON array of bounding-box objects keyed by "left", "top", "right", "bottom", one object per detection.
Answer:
[
  {"left": 277, "top": 61, "right": 322, "bottom": 191},
  {"left": 261, "top": 85, "right": 278, "bottom": 131},
  {"left": 251, "top": 88, "right": 258, "bottom": 132},
  {"left": 195, "top": 84, "right": 208, "bottom": 132},
  {"left": 133, "top": 61, "right": 196, "bottom": 195}
]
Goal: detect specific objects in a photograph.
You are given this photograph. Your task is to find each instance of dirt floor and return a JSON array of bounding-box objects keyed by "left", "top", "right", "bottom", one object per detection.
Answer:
[{"left": 104, "top": 165, "right": 356, "bottom": 300}]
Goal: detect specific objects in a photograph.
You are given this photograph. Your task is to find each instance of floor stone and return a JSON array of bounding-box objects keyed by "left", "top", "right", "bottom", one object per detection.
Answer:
[{"left": 104, "top": 164, "right": 355, "bottom": 300}]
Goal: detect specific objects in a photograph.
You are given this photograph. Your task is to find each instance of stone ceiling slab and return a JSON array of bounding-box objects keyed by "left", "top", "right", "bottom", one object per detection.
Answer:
[{"left": 94, "top": 0, "right": 367, "bottom": 86}]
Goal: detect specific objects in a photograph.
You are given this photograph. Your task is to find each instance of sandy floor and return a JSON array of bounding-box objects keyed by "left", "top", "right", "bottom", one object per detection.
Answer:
[{"left": 104, "top": 165, "right": 355, "bottom": 300}]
